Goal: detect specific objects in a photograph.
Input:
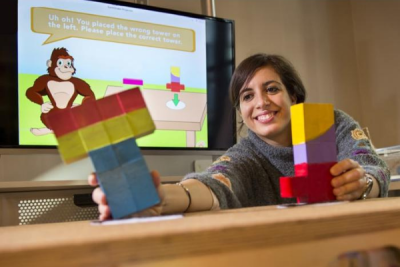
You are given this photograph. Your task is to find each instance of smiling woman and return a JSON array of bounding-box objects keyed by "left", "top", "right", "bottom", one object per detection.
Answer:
[
  {"left": 237, "top": 67, "right": 296, "bottom": 147},
  {"left": 89, "top": 54, "right": 390, "bottom": 220},
  {"left": 230, "top": 54, "right": 306, "bottom": 138}
]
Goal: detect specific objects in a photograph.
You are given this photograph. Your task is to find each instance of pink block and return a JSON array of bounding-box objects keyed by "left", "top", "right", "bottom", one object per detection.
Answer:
[{"left": 123, "top": 78, "right": 143, "bottom": 86}]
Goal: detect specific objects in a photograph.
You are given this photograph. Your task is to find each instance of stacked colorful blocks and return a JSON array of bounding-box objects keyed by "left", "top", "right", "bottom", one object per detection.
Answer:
[
  {"left": 166, "top": 66, "right": 185, "bottom": 93},
  {"left": 47, "top": 88, "right": 160, "bottom": 219},
  {"left": 280, "top": 103, "right": 337, "bottom": 203}
]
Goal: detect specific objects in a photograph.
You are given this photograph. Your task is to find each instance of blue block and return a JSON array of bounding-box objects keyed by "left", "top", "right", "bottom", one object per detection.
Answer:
[
  {"left": 89, "top": 146, "right": 119, "bottom": 174},
  {"left": 121, "top": 158, "right": 160, "bottom": 212},
  {"left": 89, "top": 138, "right": 160, "bottom": 219},
  {"left": 113, "top": 137, "right": 141, "bottom": 165},
  {"left": 97, "top": 168, "right": 138, "bottom": 219}
]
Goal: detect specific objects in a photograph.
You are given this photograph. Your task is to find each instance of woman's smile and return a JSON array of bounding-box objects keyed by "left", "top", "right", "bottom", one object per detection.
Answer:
[{"left": 255, "top": 111, "right": 277, "bottom": 123}]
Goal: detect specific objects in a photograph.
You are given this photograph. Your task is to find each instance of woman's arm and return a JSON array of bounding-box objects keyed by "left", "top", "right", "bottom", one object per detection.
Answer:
[
  {"left": 89, "top": 171, "right": 215, "bottom": 220},
  {"left": 331, "top": 110, "right": 390, "bottom": 200},
  {"left": 162, "top": 179, "right": 215, "bottom": 214}
]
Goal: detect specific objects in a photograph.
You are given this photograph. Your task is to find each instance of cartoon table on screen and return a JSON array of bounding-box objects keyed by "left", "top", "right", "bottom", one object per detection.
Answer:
[
  {"left": 107, "top": 66, "right": 206, "bottom": 148},
  {"left": 142, "top": 90, "right": 206, "bottom": 148}
]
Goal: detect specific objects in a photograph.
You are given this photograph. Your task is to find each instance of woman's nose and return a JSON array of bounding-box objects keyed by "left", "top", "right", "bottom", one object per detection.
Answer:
[{"left": 255, "top": 92, "right": 270, "bottom": 108}]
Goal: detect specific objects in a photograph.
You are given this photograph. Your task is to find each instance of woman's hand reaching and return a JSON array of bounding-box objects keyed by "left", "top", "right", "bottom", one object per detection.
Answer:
[{"left": 88, "top": 170, "right": 165, "bottom": 221}]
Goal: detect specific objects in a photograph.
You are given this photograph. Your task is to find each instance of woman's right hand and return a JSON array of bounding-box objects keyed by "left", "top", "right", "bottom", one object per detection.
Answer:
[{"left": 88, "top": 170, "right": 165, "bottom": 221}]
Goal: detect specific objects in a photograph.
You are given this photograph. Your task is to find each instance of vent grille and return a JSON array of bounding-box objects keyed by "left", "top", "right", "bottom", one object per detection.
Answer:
[{"left": 18, "top": 197, "right": 99, "bottom": 225}]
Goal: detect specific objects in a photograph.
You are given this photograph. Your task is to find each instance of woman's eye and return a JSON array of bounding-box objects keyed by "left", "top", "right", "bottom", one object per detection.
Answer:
[
  {"left": 242, "top": 94, "right": 253, "bottom": 101},
  {"left": 266, "top": 87, "right": 280, "bottom": 94}
]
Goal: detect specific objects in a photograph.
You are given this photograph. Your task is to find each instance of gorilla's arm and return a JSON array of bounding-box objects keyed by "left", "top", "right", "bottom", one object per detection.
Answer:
[{"left": 26, "top": 75, "right": 51, "bottom": 105}]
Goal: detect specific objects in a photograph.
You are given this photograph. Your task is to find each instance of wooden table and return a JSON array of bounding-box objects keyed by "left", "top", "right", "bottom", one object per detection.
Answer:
[{"left": 1, "top": 197, "right": 400, "bottom": 267}]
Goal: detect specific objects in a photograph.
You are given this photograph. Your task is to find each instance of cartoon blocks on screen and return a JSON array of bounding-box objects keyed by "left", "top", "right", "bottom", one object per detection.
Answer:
[
  {"left": 47, "top": 88, "right": 160, "bottom": 219},
  {"left": 280, "top": 103, "right": 337, "bottom": 204}
]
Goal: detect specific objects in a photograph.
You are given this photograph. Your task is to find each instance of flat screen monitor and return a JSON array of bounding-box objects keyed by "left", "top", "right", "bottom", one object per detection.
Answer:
[{"left": 0, "top": 0, "right": 236, "bottom": 153}]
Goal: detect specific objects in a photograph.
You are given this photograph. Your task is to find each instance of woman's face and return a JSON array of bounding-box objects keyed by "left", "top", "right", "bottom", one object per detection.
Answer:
[{"left": 239, "top": 66, "right": 296, "bottom": 147}]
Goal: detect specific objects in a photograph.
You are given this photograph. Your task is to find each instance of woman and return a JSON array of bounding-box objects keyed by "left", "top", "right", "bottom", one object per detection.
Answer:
[{"left": 89, "top": 54, "right": 390, "bottom": 220}]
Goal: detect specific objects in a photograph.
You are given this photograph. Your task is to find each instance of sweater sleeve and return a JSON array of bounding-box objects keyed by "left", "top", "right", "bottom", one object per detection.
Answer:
[
  {"left": 335, "top": 110, "right": 390, "bottom": 197},
  {"left": 182, "top": 142, "right": 258, "bottom": 209}
]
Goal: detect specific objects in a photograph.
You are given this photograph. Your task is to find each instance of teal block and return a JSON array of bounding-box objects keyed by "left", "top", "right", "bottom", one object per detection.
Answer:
[
  {"left": 121, "top": 158, "right": 160, "bottom": 212},
  {"left": 97, "top": 168, "right": 138, "bottom": 219},
  {"left": 89, "top": 138, "right": 160, "bottom": 219},
  {"left": 89, "top": 146, "right": 119, "bottom": 174},
  {"left": 113, "top": 137, "right": 141, "bottom": 165}
]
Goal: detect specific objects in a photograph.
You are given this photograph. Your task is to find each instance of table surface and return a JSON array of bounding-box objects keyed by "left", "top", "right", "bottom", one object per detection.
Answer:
[
  {"left": 1, "top": 176, "right": 398, "bottom": 192},
  {"left": 1, "top": 197, "right": 400, "bottom": 267},
  {"left": 0, "top": 176, "right": 183, "bottom": 192},
  {"left": 143, "top": 89, "right": 207, "bottom": 131}
]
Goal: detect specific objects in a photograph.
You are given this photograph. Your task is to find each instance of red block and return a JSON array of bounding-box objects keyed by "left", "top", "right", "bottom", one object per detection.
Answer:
[
  {"left": 46, "top": 109, "right": 78, "bottom": 137},
  {"left": 280, "top": 176, "right": 308, "bottom": 197},
  {"left": 166, "top": 82, "right": 185, "bottom": 93},
  {"left": 96, "top": 94, "right": 125, "bottom": 120},
  {"left": 71, "top": 100, "right": 102, "bottom": 128},
  {"left": 117, "top": 88, "right": 146, "bottom": 113},
  {"left": 280, "top": 162, "right": 336, "bottom": 204}
]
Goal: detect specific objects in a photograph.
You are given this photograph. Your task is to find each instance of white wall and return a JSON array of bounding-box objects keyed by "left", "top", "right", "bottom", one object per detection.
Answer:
[
  {"left": 157, "top": 0, "right": 399, "bottom": 148},
  {"left": 0, "top": 149, "right": 216, "bottom": 182}
]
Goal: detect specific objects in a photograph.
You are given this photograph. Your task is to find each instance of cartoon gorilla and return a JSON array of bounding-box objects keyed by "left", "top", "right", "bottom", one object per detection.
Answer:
[{"left": 26, "top": 47, "right": 95, "bottom": 136}]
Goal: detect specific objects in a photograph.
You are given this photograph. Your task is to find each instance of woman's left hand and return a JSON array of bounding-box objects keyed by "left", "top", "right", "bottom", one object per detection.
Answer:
[{"left": 330, "top": 159, "right": 367, "bottom": 201}]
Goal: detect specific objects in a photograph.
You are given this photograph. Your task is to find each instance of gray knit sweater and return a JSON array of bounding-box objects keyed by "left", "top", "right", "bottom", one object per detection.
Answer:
[{"left": 183, "top": 109, "right": 390, "bottom": 209}]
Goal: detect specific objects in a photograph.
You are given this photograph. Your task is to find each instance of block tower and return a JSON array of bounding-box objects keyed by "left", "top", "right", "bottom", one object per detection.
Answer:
[
  {"left": 280, "top": 103, "right": 337, "bottom": 203},
  {"left": 47, "top": 88, "right": 160, "bottom": 219},
  {"left": 166, "top": 66, "right": 185, "bottom": 93}
]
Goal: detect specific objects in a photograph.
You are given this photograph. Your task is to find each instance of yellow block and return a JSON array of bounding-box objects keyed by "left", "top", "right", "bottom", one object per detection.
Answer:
[
  {"left": 126, "top": 108, "right": 156, "bottom": 138},
  {"left": 291, "top": 103, "right": 334, "bottom": 145},
  {"left": 57, "top": 131, "right": 87, "bottom": 164},
  {"left": 80, "top": 122, "right": 111, "bottom": 151},
  {"left": 171, "top": 66, "right": 180, "bottom": 77},
  {"left": 291, "top": 104, "right": 305, "bottom": 145},
  {"left": 103, "top": 114, "right": 134, "bottom": 144}
]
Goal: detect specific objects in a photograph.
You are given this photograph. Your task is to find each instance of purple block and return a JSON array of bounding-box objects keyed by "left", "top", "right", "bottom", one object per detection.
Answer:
[
  {"left": 294, "top": 142, "right": 337, "bottom": 164},
  {"left": 293, "top": 125, "right": 337, "bottom": 164},
  {"left": 309, "top": 125, "right": 336, "bottom": 143},
  {"left": 123, "top": 78, "right": 143, "bottom": 86},
  {"left": 294, "top": 144, "right": 308, "bottom": 164},
  {"left": 170, "top": 74, "right": 180, "bottom": 83}
]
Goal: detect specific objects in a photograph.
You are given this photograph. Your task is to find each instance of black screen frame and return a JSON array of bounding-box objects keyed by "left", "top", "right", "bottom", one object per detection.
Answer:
[{"left": 0, "top": 0, "right": 236, "bottom": 153}]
